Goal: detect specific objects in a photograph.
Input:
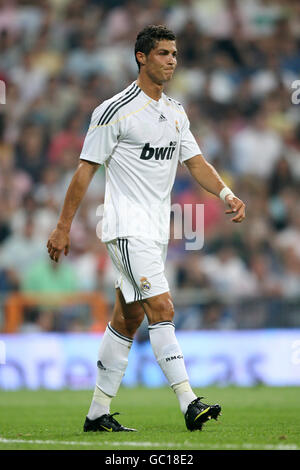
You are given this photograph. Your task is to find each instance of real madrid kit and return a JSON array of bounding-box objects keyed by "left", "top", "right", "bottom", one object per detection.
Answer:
[{"left": 80, "top": 81, "right": 201, "bottom": 303}]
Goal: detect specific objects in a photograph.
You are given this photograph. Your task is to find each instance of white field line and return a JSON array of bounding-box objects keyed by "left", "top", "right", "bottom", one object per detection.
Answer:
[{"left": 0, "top": 438, "right": 298, "bottom": 450}]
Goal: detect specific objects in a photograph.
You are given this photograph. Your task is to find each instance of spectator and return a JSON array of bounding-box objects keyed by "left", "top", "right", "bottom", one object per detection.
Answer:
[
  {"left": 48, "top": 111, "right": 84, "bottom": 163},
  {"left": 10, "top": 51, "right": 48, "bottom": 105},
  {"left": 22, "top": 258, "right": 78, "bottom": 293},
  {"left": 0, "top": 0, "right": 300, "bottom": 331},
  {"left": 280, "top": 247, "right": 300, "bottom": 299},
  {"left": 276, "top": 206, "right": 300, "bottom": 259},
  {"left": 0, "top": 217, "right": 45, "bottom": 277},
  {"left": 231, "top": 109, "right": 283, "bottom": 178},
  {"left": 200, "top": 244, "right": 258, "bottom": 299},
  {"left": 268, "top": 156, "right": 295, "bottom": 196},
  {"left": 66, "top": 33, "right": 105, "bottom": 79},
  {"left": 14, "top": 122, "right": 48, "bottom": 183}
]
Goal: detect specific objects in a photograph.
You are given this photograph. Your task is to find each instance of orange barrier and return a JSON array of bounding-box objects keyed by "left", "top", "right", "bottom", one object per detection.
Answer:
[{"left": 3, "top": 292, "right": 109, "bottom": 333}]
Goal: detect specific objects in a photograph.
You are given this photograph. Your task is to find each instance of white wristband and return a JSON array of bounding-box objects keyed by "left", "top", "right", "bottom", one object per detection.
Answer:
[{"left": 219, "top": 187, "right": 234, "bottom": 202}]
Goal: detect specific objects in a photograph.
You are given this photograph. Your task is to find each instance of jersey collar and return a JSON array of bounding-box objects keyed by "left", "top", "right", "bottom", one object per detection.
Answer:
[{"left": 134, "top": 81, "right": 163, "bottom": 105}]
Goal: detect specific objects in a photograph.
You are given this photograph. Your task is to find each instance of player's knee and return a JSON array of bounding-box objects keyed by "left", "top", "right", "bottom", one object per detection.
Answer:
[
  {"left": 123, "top": 311, "right": 144, "bottom": 336},
  {"left": 161, "top": 299, "right": 175, "bottom": 322},
  {"left": 147, "top": 296, "right": 175, "bottom": 324},
  {"left": 111, "top": 304, "right": 144, "bottom": 338}
]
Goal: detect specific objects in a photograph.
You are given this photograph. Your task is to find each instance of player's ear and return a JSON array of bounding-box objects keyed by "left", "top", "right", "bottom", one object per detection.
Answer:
[{"left": 136, "top": 51, "right": 146, "bottom": 67}]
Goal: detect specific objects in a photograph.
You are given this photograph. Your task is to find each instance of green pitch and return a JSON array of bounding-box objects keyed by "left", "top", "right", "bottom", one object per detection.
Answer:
[{"left": 0, "top": 387, "right": 299, "bottom": 450}]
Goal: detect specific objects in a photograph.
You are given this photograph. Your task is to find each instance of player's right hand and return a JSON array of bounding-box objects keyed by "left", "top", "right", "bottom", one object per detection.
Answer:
[{"left": 47, "top": 227, "right": 70, "bottom": 263}]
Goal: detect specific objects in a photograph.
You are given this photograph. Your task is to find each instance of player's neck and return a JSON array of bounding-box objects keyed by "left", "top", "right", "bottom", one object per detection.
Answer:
[{"left": 136, "top": 74, "right": 163, "bottom": 102}]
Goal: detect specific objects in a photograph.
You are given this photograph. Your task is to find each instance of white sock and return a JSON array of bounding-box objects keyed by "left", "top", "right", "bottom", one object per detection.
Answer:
[
  {"left": 87, "top": 322, "right": 132, "bottom": 420},
  {"left": 87, "top": 386, "right": 112, "bottom": 420},
  {"left": 172, "top": 381, "right": 197, "bottom": 415},
  {"left": 148, "top": 321, "right": 196, "bottom": 413}
]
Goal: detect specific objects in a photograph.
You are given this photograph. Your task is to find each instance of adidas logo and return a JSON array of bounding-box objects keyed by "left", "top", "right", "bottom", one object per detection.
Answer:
[
  {"left": 97, "top": 360, "right": 106, "bottom": 370},
  {"left": 159, "top": 113, "right": 167, "bottom": 122}
]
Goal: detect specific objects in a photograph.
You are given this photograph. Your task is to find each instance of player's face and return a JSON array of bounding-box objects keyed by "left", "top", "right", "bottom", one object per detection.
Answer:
[{"left": 144, "top": 40, "right": 177, "bottom": 85}]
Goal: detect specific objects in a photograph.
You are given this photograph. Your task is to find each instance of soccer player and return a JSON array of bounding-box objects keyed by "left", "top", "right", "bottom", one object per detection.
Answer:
[{"left": 47, "top": 25, "right": 245, "bottom": 432}]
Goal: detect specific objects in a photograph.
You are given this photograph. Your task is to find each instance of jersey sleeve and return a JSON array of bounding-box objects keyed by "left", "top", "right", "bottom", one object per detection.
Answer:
[
  {"left": 79, "top": 102, "right": 120, "bottom": 164},
  {"left": 179, "top": 113, "right": 202, "bottom": 164}
]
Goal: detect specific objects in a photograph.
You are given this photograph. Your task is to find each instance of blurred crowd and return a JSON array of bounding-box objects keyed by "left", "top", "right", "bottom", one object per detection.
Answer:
[{"left": 0, "top": 0, "right": 300, "bottom": 332}]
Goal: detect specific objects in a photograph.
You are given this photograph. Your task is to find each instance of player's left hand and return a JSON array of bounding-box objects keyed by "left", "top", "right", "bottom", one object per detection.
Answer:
[{"left": 225, "top": 195, "right": 246, "bottom": 223}]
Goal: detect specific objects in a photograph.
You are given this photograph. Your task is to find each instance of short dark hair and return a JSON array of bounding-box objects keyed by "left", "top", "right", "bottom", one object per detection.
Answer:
[{"left": 134, "top": 25, "right": 176, "bottom": 71}]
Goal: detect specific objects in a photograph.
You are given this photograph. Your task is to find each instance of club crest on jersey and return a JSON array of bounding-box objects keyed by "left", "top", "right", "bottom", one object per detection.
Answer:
[
  {"left": 175, "top": 120, "right": 180, "bottom": 133},
  {"left": 140, "top": 142, "right": 177, "bottom": 160},
  {"left": 140, "top": 277, "right": 151, "bottom": 292}
]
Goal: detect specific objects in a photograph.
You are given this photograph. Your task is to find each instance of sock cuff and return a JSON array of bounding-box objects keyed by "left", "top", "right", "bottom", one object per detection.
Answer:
[
  {"left": 94, "top": 384, "right": 113, "bottom": 400},
  {"left": 148, "top": 321, "right": 175, "bottom": 331},
  {"left": 172, "top": 380, "right": 192, "bottom": 394},
  {"left": 107, "top": 322, "right": 133, "bottom": 345}
]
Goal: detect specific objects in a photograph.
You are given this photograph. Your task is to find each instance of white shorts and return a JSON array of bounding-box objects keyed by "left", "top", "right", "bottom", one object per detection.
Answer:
[{"left": 106, "top": 237, "right": 170, "bottom": 304}]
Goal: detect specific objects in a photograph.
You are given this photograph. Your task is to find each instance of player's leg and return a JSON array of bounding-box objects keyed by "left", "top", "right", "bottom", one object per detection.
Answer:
[
  {"left": 110, "top": 287, "right": 145, "bottom": 338},
  {"left": 142, "top": 292, "right": 221, "bottom": 430},
  {"left": 142, "top": 291, "right": 196, "bottom": 412},
  {"left": 84, "top": 288, "right": 144, "bottom": 432}
]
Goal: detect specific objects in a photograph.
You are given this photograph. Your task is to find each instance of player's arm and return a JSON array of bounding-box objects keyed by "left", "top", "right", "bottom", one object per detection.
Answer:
[
  {"left": 185, "top": 154, "right": 246, "bottom": 223},
  {"left": 47, "top": 96, "right": 120, "bottom": 262},
  {"left": 47, "top": 160, "right": 99, "bottom": 262}
]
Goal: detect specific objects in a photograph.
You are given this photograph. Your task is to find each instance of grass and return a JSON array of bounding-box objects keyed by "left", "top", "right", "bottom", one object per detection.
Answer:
[{"left": 0, "top": 386, "right": 299, "bottom": 450}]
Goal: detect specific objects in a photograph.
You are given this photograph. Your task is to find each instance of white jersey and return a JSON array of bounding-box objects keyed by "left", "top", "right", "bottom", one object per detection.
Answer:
[{"left": 80, "top": 81, "right": 201, "bottom": 243}]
